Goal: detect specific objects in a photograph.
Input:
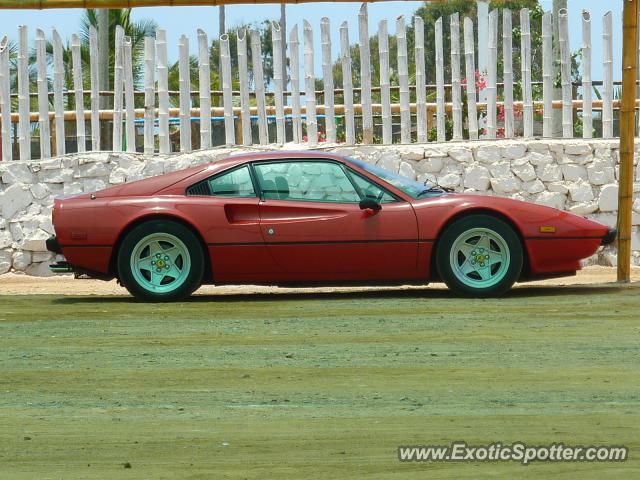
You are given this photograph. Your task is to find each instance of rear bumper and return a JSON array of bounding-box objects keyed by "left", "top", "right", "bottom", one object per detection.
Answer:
[
  {"left": 46, "top": 235, "right": 62, "bottom": 254},
  {"left": 601, "top": 228, "right": 617, "bottom": 246}
]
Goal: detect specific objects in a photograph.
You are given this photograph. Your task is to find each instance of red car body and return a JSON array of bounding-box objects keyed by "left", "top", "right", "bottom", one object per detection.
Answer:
[{"left": 48, "top": 151, "right": 614, "bottom": 297}]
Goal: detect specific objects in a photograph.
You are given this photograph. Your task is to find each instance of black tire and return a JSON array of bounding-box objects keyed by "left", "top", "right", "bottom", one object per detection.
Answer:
[
  {"left": 435, "top": 215, "right": 523, "bottom": 297},
  {"left": 117, "top": 220, "right": 204, "bottom": 302}
]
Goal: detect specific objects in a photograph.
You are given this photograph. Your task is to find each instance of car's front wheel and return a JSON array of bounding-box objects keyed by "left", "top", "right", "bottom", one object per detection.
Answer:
[
  {"left": 436, "top": 215, "right": 523, "bottom": 297},
  {"left": 117, "top": 220, "right": 204, "bottom": 301}
]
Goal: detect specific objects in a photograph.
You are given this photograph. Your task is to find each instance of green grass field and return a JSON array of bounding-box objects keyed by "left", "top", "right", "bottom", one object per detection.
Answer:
[{"left": 1, "top": 284, "right": 639, "bottom": 479}]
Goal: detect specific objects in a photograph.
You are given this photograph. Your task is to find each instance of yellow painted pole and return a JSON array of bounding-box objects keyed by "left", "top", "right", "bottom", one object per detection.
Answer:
[{"left": 618, "top": 0, "right": 638, "bottom": 282}]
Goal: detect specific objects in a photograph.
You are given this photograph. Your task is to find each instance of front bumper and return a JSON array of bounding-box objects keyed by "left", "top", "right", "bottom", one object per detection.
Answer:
[
  {"left": 46, "top": 235, "right": 62, "bottom": 254},
  {"left": 601, "top": 228, "right": 617, "bottom": 246}
]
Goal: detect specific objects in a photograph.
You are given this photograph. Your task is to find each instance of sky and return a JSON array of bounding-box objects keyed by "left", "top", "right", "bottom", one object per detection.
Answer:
[{"left": 0, "top": 1, "right": 625, "bottom": 81}]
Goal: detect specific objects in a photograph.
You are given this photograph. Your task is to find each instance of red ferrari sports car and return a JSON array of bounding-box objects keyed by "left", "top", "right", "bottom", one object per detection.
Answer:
[{"left": 47, "top": 151, "right": 615, "bottom": 301}]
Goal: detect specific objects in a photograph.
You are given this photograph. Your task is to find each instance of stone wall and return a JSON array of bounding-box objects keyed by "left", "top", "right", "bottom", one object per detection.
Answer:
[{"left": 0, "top": 139, "right": 638, "bottom": 276}]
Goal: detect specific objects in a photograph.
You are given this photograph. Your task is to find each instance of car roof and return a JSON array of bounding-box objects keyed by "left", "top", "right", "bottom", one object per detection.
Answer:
[{"left": 209, "top": 150, "right": 348, "bottom": 169}]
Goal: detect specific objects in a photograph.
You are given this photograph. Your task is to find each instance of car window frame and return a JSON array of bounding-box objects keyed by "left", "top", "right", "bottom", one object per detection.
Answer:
[
  {"left": 249, "top": 158, "right": 402, "bottom": 205},
  {"left": 186, "top": 164, "right": 258, "bottom": 198}
]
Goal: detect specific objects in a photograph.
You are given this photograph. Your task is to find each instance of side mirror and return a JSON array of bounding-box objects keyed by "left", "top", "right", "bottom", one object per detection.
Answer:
[{"left": 359, "top": 198, "right": 382, "bottom": 211}]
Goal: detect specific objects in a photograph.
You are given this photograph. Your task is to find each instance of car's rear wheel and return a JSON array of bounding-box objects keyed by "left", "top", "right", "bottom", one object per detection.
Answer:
[
  {"left": 117, "top": 220, "right": 204, "bottom": 301},
  {"left": 436, "top": 215, "right": 523, "bottom": 297}
]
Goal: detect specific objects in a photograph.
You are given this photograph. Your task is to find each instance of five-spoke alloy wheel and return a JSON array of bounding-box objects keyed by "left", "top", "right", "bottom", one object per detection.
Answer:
[
  {"left": 117, "top": 220, "right": 204, "bottom": 301},
  {"left": 436, "top": 215, "right": 523, "bottom": 297}
]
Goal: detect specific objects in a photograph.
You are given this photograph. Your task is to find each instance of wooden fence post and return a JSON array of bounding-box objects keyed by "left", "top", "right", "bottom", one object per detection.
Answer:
[
  {"left": 17, "top": 25, "right": 30, "bottom": 160},
  {"left": 414, "top": 16, "right": 427, "bottom": 143},
  {"left": 0, "top": 36, "right": 11, "bottom": 161},
  {"left": 198, "top": 29, "right": 212, "bottom": 149},
  {"left": 157, "top": 29, "right": 170, "bottom": 153},
  {"left": 435, "top": 16, "right": 446, "bottom": 142},
  {"left": 113, "top": 25, "right": 124, "bottom": 151},
  {"left": 89, "top": 26, "right": 100, "bottom": 151},
  {"left": 464, "top": 17, "right": 478, "bottom": 140},
  {"left": 251, "top": 28, "right": 268, "bottom": 145},
  {"left": 237, "top": 28, "right": 253, "bottom": 146},
  {"left": 378, "top": 19, "right": 391, "bottom": 144},
  {"left": 359, "top": 3, "right": 373, "bottom": 143},
  {"left": 303, "top": 20, "right": 317, "bottom": 146},
  {"left": 542, "top": 11, "right": 553, "bottom": 138},
  {"left": 36, "top": 29, "right": 51, "bottom": 159},
  {"left": 178, "top": 34, "right": 191, "bottom": 152},
  {"left": 582, "top": 10, "right": 593, "bottom": 139},
  {"left": 290, "top": 25, "right": 303, "bottom": 143},
  {"left": 397, "top": 16, "right": 410, "bottom": 144},
  {"left": 144, "top": 36, "right": 156, "bottom": 154},
  {"left": 450, "top": 13, "right": 463, "bottom": 140},
  {"left": 220, "top": 33, "right": 235, "bottom": 146},
  {"left": 340, "top": 21, "right": 355, "bottom": 145},
  {"left": 321, "top": 17, "right": 336, "bottom": 143},
  {"left": 272, "top": 21, "right": 286, "bottom": 144},
  {"left": 520, "top": 8, "right": 534, "bottom": 138}
]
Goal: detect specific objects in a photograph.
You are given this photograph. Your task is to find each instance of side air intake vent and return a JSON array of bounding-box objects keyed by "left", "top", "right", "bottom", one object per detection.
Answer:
[{"left": 186, "top": 181, "right": 211, "bottom": 196}]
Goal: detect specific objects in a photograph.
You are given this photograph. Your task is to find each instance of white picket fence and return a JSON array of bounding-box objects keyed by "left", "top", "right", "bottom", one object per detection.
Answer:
[{"left": 0, "top": 5, "right": 629, "bottom": 161}]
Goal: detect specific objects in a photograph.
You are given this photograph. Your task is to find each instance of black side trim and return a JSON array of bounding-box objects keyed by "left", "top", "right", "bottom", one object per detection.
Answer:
[
  {"left": 59, "top": 244, "right": 113, "bottom": 248},
  {"left": 524, "top": 236, "right": 603, "bottom": 241},
  {"left": 208, "top": 239, "right": 435, "bottom": 247}
]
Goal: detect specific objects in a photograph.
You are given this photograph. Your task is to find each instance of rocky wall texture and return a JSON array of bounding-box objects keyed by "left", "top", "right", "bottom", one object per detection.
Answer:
[{"left": 0, "top": 139, "right": 638, "bottom": 276}]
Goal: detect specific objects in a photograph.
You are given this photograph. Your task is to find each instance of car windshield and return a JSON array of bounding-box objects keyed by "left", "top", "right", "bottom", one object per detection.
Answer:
[{"left": 348, "top": 157, "right": 444, "bottom": 199}]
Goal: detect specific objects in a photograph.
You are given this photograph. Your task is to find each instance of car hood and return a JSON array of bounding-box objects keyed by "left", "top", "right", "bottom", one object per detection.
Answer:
[{"left": 411, "top": 193, "right": 609, "bottom": 239}]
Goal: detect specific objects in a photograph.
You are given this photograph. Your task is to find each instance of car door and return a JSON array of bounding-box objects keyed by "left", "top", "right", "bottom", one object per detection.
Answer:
[
  {"left": 184, "top": 164, "right": 277, "bottom": 281},
  {"left": 253, "top": 159, "right": 420, "bottom": 281}
]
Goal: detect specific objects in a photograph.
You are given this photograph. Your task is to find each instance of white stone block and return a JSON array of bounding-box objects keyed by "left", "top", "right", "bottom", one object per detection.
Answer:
[
  {"left": 63, "top": 183, "right": 83, "bottom": 195},
  {"left": 534, "top": 191, "right": 566, "bottom": 210},
  {"left": 416, "top": 157, "right": 443, "bottom": 173},
  {"left": 32, "top": 251, "right": 54, "bottom": 263},
  {"left": 561, "top": 164, "right": 588, "bottom": 181},
  {"left": 76, "top": 162, "right": 109, "bottom": 178},
  {"left": 489, "top": 162, "right": 511, "bottom": 178},
  {"left": 526, "top": 152, "right": 554, "bottom": 166},
  {"left": 109, "top": 168, "right": 127, "bottom": 184},
  {"left": 490, "top": 174, "right": 521, "bottom": 194},
  {"left": 536, "top": 163, "right": 563, "bottom": 182},
  {"left": 0, "top": 183, "right": 34, "bottom": 220},
  {"left": 568, "top": 202, "right": 599, "bottom": 215},
  {"left": 22, "top": 239, "right": 48, "bottom": 252},
  {"left": 30, "top": 183, "right": 49, "bottom": 200},
  {"left": 2, "top": 163, "right": 34, "bottom": 184},
  {"left": 463, "top": 165, "right": 491, "bottom": 190},
  {"left": 564, "top": 143, "right": 591, "bottom": 155},
  {"left": 399, "top": 161, "right": 416, "bottom": 180},
  {"left": 587, "top": 161, "right": 615, "bottom": 186},
  {"left": 476, "top": 145, "right": 501, "bottom": 164},
  {"left": 400, "top": 146, "right": 426, "bottom": 160},
  {"left": 12, "top": 250, "right": 31, "bottom": 271},
  {"left": 0, "top": 230, "right": 12, "bottom": 249},
  {"left": 26, "top": 261, "right": 55, "bottom": 277},
  {"left": 447, "top": 147, "right": 474, "bottom": 163},
  {"left": 83, "top": 178, "right": 107, "bottom": 193},
  {"left": 512, "top": 162, "right": 536, "bottom": 182},
  {"left": 438, "top": 173, "right": 461, "bottom": 189},
  {"left": 377, "top": 153, "right": 401, "bottom": 173},
  {"left": 523, "top": 179, "right": 545, "bottom": 194},
  {"left": 0, "top": 249, "right": 11, "bottom": 274},
  {"left": 568, "top": 180, "right": 595, "bottom": 203},
  {"left": 598, "top": 184, "right": 619, "bottom": 212},
  {"left": 501, "top": 144, "right": 527, "bottom": 159},
  {"left": 527, "top": 143, "right": 550, "bottom": 153},
  {"left": 422, "top": 146, "right": 448, "bottom": 158}
]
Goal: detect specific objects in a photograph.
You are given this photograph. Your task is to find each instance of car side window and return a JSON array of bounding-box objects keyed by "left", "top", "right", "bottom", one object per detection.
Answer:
[
  {"left": 206, "top": 166, "right": 256, "bottom": 197},
  {"left": 348, "top": 170, "right": 398, "bottom": 204},
  {"left": 254, "top": 161, "right": 360, "bottom": 203}
]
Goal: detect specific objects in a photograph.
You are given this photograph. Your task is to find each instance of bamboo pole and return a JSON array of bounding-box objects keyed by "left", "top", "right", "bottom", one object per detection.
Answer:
[
  {"left": 52, "top": 28, "right": 65, "bottom": 156},
  {"left": 144, "top": 36, "right": 156, "bottom": 154},
  {"left": 414, "top": 16, "right": 426, "bottom": 143},
  {"left": 237, "top": 28, "right": 252, "bottom": 146},
  {"left": 0, "top": 36, "right": 11, "bottom": 161},
  {"left": 359, "top": 3, "right": 373, "bottom": 143},
  {"left": 250, "top": 28, "right": 268, "bottom": 144},
  {"left": 558, "top": 8, "right": 572, "bottom": 138},
  {"left": 112, "top": 25, "right": 124, "bottom": 151},
  {"left": 17, "top": 25, "right": 30, "bottom": 160},
  {"left": 89, "top": 26, "right": 100, "bottom": 151},
  {"left": 197, "top": 29, "right": 212, "bottom": 149},
  {"left": 289, "top": 25, "right": 302, "bottom": 144},
  {"left": 582, "top": 10, "right": 593, "bottom": 139},
  {"left": 520, "top": 8, "right": 533, "bottom": 138},
  {"left": 397, "top": 15, "right": 410, "bottom": 144},
  {"left": 271, "top": 21, "right": 286, "bottom": 144},
  {"left": 157, "top": 29, "right": 170, "bottom": 153},
  {"left": 36, "top": 29, "right": 51, "bottom": 159},
  {"left": 450, "top": 12, "right": 463, "bottom": 140},
  {"left": 486, "top": 9, "right": 497, "bottom": 139},
  {"left": 178, "top": 34, "right": 191, "bottom": 151},
  {"left": 321, "top": 17, "right": 336, "bottom": 143},
  {"left": 378, "top": 20, "right": 391, "bottom": 144},
  {"left": 464, "top": 17, "right": 478, "bottom": 140},
  {"left": 303, "top": 20, "right": 317, "bottom": 146},
  {"left": 123, "top": 36, "right": 136, "bottom": 152},
  {"left": 435, "top": 16, "right": 446, "bottom": 142},
  {"left": 220, "top": 33, "right": 235, "bottom": 146},
  {"left": 603, "top": 11, "right": 614, "bottom": 138},
  {"left": 340, "top": 21, "right": 355, "bottom": 145},
  {"left": 71, "top": 34, "right": 86, "bottom": 153},
  {"left": 542, "top": 10, "right": 552, "bottom": 138},
  {"left": 503, "top": 9, "right": 514, "bottom": 139},
  {"left": 618, "top": 0, "right": 638, "bottom": 283}
]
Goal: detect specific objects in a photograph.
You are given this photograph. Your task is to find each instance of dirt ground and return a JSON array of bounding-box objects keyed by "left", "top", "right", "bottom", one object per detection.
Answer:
[
  {"left": 1, "top": 265, "right": 639, "bottom": 296},
  {"left": 0, "top": 268, "right": 639, "bottom": 479}
]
